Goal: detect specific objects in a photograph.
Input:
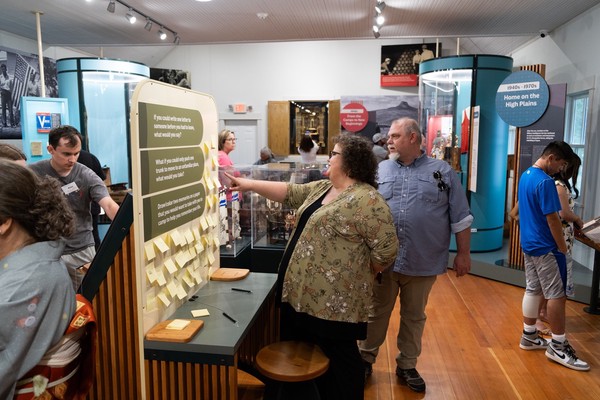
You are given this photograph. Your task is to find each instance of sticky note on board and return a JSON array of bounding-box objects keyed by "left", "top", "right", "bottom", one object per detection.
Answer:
[
  {"left": 202, "top": 142, "right": 210, "bottom": 156},
  {"left": 176, "top": 285, "right": 187, "bottom": 300},
  {"left": 144, "top": 242, "right": 156, "bottom": 261},
  {"left": 212, "top": 177, "right": 221, "bottom": 191},
  {"left": 166, "top": 281, "right": 178, "bottom": 298},
  {"left": 182, "top": 274, "right": 195, "bottom": 288},
  {"left": 174, "top": 252, "right": 188, "bottom": 269},
  {"left": 157, "top": 292, "right": 171, "bottom": 307},
  {"left": 195, "top": 241, "right": 205, "bottom": 254},
  {"left": 199, "top": 216, "right": 209, "bottom": 231},
  {"left": 156, "top": 270, "right": 167, "bottom": 286},
  {"left": 204, "top": 175, "right": 215, "bottom": 190},
  {"left": 207, "top": 251, "right": 216, "bottom": 265},
  {"left": 164, "top": 258, "right": 178, "bottom": 274},
  {"left": 154, "top": 237, "right": 170, "bottom": 254},
  {"left": 170, "top": 230, "right": 184, "bottom": 247},
  {"left": 192, "top": 309, "right": 210, "bottom": 317},
  {"left": 184, "top": 229, "right": 195, "bottom": 245},
  {"left": 146, "top": 263, "right": 157, "bottom": 284}
]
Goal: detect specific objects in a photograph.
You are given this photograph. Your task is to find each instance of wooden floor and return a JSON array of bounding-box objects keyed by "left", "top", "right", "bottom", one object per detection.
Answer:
[{"left": 239, "top": 272, "right": 600, "bottom": 400}]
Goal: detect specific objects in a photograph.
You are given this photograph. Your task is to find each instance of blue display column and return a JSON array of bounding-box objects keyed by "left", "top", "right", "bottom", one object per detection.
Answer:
[
  {"left": 57, "top": 58, "right": 149, "bottom": 187},
  {"left": 419, "top": 55, "right": 513, "bottom": 252}
]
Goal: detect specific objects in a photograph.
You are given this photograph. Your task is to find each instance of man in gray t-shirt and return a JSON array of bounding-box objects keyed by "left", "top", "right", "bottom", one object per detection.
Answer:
[{"left": 30, "top": 125, "right": 120, "bottom": 290}]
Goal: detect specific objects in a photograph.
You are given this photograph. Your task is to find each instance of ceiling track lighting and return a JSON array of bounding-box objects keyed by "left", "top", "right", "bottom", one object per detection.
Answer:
[
  {"left": 126, "top": 9, "right": 136, "bottom": 24},
  {"left": 373, "top": 0, "right": 386, "bottom": 39},
  {"left": 106, "top": 0, "right": 180, "bottom": 44}
]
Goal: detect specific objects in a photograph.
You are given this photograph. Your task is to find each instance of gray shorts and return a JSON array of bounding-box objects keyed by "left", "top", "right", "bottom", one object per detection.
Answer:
[{"left": 524, "top": 251, "right": 567, "bottom": 299}]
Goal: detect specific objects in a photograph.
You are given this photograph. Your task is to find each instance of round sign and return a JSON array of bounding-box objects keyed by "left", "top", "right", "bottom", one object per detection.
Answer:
[
  {"left": 340, "top": 102, "right": 368, "bottom": 132},
  {"left": 495, "top": 70, "right": 549, "bottom": 127}
]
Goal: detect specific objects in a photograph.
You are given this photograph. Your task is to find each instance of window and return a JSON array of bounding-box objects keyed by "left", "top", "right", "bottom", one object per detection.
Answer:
[{"left": 564, "top": 91, "right": 589, "bottom": 198}]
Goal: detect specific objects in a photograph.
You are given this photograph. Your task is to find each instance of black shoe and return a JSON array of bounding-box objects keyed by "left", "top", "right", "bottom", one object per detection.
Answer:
[
  {"left": 364, "top": 362, "right": 373, "bottom": 381},
  {"left": 396, "top": 367, "right": 426, "bottom": 392}
]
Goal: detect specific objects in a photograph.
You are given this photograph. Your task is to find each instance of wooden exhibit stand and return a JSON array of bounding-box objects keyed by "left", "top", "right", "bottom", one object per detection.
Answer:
[{"left": 575, "top": 233, "right": 600, "bottom": 314}]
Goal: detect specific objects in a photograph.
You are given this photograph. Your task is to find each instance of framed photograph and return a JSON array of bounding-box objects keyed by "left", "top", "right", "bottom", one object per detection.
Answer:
[{"left": 380, "top": 43, "right": 439, "bottom": 87}]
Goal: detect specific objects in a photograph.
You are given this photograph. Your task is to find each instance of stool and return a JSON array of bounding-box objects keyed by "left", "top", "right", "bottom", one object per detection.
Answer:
[{"left": 255, "top": 341, "right": 330, "bottom": 400}]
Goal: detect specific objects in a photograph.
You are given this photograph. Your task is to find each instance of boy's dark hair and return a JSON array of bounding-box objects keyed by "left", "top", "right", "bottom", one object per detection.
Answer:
[{"left": 541, "top": 141, "right": 576, "bottom": 161}]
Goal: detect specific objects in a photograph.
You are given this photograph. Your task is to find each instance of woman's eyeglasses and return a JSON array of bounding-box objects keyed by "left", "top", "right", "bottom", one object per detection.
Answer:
[
  {"left": 433, "top": 170, "right": 448, "bottom": 191},
  {"left": 226, "top": 138, "right": 236, "bottom": 142},
  {"left": 329, "top": 150, "right": 341, "bottom": 158}
]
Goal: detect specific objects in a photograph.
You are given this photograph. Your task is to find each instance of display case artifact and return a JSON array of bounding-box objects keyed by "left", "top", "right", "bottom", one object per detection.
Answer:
[{"left": 251, "top": 162, "right": 327, "bottom": 250}]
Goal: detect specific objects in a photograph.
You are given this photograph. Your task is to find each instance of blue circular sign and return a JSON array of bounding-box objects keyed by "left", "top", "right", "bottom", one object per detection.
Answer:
[{"left": 495, "top": 70, "right": 549, "bottom": 127}]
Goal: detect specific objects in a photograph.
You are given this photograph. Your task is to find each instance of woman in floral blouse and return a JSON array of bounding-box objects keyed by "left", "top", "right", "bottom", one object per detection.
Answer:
[{"left": 226, "top": 134, "right": 398, "bottom": 400}]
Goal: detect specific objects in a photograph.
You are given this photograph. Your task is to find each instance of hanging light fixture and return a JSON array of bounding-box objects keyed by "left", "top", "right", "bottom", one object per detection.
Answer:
[
  {"left": 126, "top": 9, "right": 136, "bottom": 24},
  {"left": 106, "top": 0, "right": 180, "bottom": 43},
  {"left": 375, "top": 1, "right": 386, "bottom": 13}
]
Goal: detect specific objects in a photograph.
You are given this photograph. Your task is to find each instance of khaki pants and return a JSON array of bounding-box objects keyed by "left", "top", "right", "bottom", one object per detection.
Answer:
[{"left": 358, "top": 270, "right": 436, "bottom": 369}]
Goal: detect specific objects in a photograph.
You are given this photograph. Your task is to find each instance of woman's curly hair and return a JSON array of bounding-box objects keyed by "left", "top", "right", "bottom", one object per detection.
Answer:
[
  {"left": 0, "top": 160, "right": 74, "bottom": 241},
  {"left": 335, "top": 134, "right": 379, "bottom": 188}
]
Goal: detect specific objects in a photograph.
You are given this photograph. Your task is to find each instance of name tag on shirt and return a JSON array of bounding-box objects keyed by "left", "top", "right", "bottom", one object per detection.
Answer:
[{"left": 61, "top": 182, "right": 79, "bottom": 195}]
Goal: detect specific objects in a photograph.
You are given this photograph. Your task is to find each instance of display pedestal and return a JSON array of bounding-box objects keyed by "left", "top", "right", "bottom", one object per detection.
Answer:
[{"left": 576, "top": 233, "right": 600, "bottom": 315}]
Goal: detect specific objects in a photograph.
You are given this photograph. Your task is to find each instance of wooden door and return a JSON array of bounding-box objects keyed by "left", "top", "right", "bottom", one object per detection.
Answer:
[
  {"left": 327, "top": 100, "right": 340, "bottom": 153},
  {"left": 267, "top": 101, "right": 290, "bottom": 156}
]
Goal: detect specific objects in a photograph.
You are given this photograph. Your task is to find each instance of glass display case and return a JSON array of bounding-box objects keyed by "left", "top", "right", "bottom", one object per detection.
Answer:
[
  {"left": 219, "top": 165, "right": 252, "bottom": 258},
  {"left": 250, "top": 162, "right": 327, "bottom": 250}
]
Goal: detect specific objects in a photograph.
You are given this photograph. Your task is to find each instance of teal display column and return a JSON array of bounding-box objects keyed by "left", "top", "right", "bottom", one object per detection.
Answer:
[
  {"left": 57, "top": 58, "right": 149, "bottom": 186},
  {"left": 419, "top": 55, "right": 513, "bottom": 252}
]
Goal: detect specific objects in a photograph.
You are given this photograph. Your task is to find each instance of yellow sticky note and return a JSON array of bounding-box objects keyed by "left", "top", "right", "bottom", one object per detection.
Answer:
[
  {"left": 166, "top": 281, "right": 178, "bottom": 298},
  {"left": 166, "top": 319, "right": 190, "bottom": 330},
  {"left": 157, "top": 292, "right": 171, "bottom": 307},
  {"left": 205, "top": 175, "right": 215, "bottom": 190},
  {"left": 193, "top": 226, "right": 202, "bottom": 241},
  {"left": 213, "top": 236, "right": 220, "bottom": 247},
  {"left": 199, "top": 216, "right": 209, "bottom": 231},
  {"left": 164, "top": 258, "right": 178, "bottom": 274},
  {"left": 195, "top": 241, "right": 205, "bottom": 254},
  {"left": 176, "top": 285, "right": 187, "bottom": 300},
  {"left": 202, "top": 142, "right": 210, "bottom": 157},
  {"left": 156, "top": 270, "right": 167, "bottom": 286},
  {"left": 154, "top": 237, "right": 170, "bottom": 254},
  {"left": 144, "top": 242, "right": 156, "bottom": 261},
  {"left": 174, "top": 252, "right": 188, "bottom": 269},
  {"left": 184, "top": 229, "right": 195, "bottom": 245},
  {"left": 212, "top": 176, "right": 221, "bottom": 191},
  {"left": 193, "top": 270, "right": 203, "bottom": 284},
  {"left": 192, "top": 309, "right": 210, "bottom": 317},
  {"left": 206, "top": 194, "right": 214, "bottom": 209},
  {"left": 146, "top": 263, "right": 157, "bottom": 284},
  {"left": 182, "top": 274, "right": 195, "bottom": 288},
  {"left": 172, "top": 230, "right": 186, "bottom": 247},
  {"left": 207, "top": 251, "right": 216, "bottom": 265},
  {"left": 206, "top": 215, "right": 215, "bottom": 228},
  {"left": 212, "top": 155, "right": 219, "bottom": 169}
]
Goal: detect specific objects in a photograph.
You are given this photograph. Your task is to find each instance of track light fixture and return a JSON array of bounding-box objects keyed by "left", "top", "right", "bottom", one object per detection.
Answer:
[
  {"left": 105, "top": 0, "right": 180, "bottom": 44},
  {"left": 375, "top": 1, "right": 386, "bottom": 13},
  {"left": 373, "top": 0, "right": 385, "bottom": 39},
  {"left": 126, "top": 9, "right": 136, "bottom": 24}
]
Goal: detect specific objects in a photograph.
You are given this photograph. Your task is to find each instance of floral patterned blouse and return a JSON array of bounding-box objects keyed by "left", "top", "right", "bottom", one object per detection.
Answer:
[
  {"left": 555, "top": 179, "right": 575, "bottom": 253},
  {"left": 280, "top": 179, "right": 398, "bottom": 324}
]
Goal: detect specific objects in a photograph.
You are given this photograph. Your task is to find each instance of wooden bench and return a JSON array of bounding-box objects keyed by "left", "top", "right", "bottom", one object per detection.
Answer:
[{"left": 255, "top": 341, "right": 330, "bottom": 399}]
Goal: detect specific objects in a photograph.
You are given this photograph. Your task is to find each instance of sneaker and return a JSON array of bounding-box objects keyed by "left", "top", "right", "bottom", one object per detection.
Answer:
[
  {"left": 519, "top": 331, "right": 548, "bottom": 350},
  {"left": 545, "top": 340, "right": 590, "bottom": 371},
  {"left": 363, "top": 362, "right": 373, "bottom": 383},
  {"left": 396, "top": 367, "right": 426, "bottom": 392}
]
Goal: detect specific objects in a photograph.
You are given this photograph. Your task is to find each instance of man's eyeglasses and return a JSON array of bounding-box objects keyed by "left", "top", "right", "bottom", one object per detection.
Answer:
[
  {"left": 433, "top": 170, "right": 448, "bottom": 191},
  {"left": 329, "top": 150, "right": 341, "bottom": 158}
]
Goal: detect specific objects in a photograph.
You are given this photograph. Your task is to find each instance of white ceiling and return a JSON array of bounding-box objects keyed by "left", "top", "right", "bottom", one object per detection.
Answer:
[{"left": 1, "top": 0, "right": 599, "bottom": 66}]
